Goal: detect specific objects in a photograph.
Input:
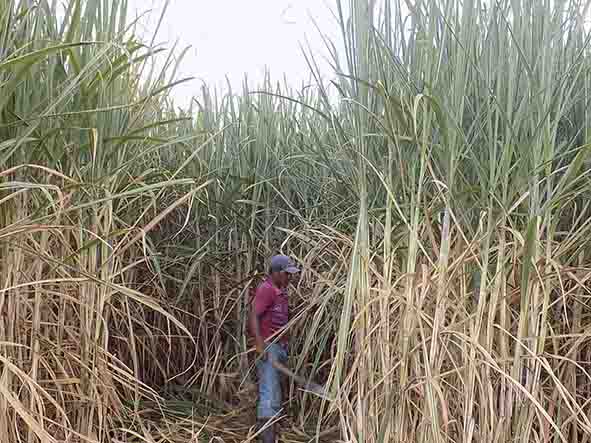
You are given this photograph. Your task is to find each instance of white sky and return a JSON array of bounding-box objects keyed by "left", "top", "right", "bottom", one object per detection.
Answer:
[{"left": 126, "top": 0, "right": 344, "bottom": 109}]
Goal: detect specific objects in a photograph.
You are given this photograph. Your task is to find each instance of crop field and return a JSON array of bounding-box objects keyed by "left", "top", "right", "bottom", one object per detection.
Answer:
[{"left": 2, "top": 0, "right": 591, "bottom": 442}]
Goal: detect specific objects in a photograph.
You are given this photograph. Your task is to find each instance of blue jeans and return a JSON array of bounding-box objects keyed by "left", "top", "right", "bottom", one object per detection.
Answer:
[{"left": 256, "top": 343, "right": 288, "bottom": 419}]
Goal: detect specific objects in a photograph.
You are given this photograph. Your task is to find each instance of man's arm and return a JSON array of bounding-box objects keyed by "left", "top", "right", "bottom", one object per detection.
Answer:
[
  {"left": 249, "top": 306, "right": 266, "bottom": 358},
  {"left": 250, "top": 287, "right": 273, "bottom": 358}
]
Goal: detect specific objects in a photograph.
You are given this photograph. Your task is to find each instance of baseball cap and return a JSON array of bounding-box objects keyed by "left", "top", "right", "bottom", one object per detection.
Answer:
[{"left": 270, "top": 254, "right": 300, "bottom": 274}]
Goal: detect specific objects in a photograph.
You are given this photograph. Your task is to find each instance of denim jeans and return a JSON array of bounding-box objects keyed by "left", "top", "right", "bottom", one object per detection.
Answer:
[{"left": 256, "top": 343, "right": 288, "bottom": 419}]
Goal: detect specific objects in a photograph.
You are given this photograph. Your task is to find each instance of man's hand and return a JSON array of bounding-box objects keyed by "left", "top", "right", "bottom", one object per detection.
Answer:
[{"left": 256, "top": 341, "right": 267, "bottom": 360}]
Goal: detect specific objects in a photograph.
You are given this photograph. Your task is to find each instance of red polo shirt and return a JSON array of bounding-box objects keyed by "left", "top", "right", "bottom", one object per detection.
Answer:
[{"left": 251, "top": 278, "right": 288, "bottom": 345}]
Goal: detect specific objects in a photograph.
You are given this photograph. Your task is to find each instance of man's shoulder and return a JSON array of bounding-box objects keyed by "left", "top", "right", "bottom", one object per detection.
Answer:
[{"left": 255, "top": 279, "right": 279, "bottom": 297}]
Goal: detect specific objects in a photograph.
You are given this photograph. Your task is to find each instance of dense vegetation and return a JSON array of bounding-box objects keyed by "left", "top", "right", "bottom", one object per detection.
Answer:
[{"left": 2, "top": 0, "right": 591, "bottom": 442}]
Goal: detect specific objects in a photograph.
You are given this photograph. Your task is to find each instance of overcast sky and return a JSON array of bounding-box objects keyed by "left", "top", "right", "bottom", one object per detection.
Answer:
[{"left": 126, "top": 0, "right": 344, "bottom": 109}]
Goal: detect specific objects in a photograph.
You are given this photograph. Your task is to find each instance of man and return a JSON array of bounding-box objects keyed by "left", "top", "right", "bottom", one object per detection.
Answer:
[{"left": 249, "top": 254, "right": 299, "bottom": 443}]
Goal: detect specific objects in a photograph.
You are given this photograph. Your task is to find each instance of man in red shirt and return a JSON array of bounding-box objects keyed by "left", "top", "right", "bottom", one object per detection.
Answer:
[{"left": 249, "top": 254, "right": 299, "bottom": 443}]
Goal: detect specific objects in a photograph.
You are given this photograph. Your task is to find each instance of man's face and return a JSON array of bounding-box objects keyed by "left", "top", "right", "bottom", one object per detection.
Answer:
[{"left": 273, "top": 271, "right": 290, "bottom": 288}]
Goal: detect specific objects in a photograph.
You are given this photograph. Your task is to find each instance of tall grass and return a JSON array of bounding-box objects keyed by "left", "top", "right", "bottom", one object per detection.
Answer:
[
  {"left": 2, "top": 0, "right": 591, "bottom": 442},
  {"left": 321, "top": 1, "right": 591, "bottom": 442}
]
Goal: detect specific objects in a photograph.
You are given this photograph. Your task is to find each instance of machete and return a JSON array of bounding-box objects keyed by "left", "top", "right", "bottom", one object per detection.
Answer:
[{"left": 269, "top": 359, "right": 333, "bottom": 402}]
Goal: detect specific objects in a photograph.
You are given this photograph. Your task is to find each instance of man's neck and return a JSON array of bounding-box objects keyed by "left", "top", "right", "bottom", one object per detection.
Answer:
[{"left": 269, "top": 276, "right": 284, "bottom": 289}]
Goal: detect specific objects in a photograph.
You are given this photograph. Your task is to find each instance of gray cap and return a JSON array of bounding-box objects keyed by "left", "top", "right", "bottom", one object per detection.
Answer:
[{"left": 270, "top": 254, "right": 300, "bottom": 274}]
